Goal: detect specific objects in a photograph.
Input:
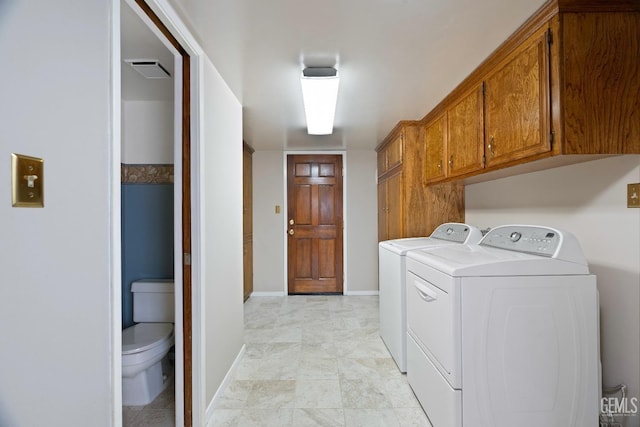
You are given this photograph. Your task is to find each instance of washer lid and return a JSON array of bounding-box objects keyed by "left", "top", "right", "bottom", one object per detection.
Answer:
[
  {"left": 380, "top": 237, "right": 433, "bottom": 254},
  {"left": 379, "top": 223, "right": 482, "bottom": 255},
  {"left": 122, "top": 323, "right": 174, "bottom": 354}
]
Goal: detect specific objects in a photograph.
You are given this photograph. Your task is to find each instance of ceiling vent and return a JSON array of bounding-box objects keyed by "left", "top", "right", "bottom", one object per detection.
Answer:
[{"left": 124, "top": 59, "right": 171, "bottom": 79}]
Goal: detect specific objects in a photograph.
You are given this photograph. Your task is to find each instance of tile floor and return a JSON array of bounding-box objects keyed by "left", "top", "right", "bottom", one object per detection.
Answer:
[
  {"left": 123, "top": 375, "right": 175, "bottom": 427},
  {"left": 208, "top": 295, "right": 431, "bottom": 427}
]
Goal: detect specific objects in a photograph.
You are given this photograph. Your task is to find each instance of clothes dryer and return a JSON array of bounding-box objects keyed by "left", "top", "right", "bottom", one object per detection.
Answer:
[
  {"left": 405, "top": 225, "right": 600, "bottom": 427},
  {"left": 378, "top": 223, "right": 482, "bottom": 372}
]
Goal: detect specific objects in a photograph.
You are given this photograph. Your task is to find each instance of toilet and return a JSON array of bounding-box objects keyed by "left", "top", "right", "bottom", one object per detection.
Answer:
[{"left": 122, "top": 279, "right": 175, "bottom": 406}]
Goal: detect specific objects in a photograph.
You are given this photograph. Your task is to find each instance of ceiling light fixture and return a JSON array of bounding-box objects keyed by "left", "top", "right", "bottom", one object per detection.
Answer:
[{"left": 300, "top": 67, "right": 339, "bottom": 135}]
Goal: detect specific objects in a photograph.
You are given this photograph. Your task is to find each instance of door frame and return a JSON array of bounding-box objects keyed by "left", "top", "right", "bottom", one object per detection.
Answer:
[
  {"left": 112, "top": 1, "right": 205, "bottom": 426},
  {"left": 282, "top": 151, "right": 348, "bottom": 295}
]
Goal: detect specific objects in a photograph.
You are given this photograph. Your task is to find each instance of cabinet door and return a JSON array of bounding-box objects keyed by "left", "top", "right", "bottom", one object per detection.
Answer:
[
  {"left": 484, "top": 25, "right": 551, "bottom": 167},
  {"left": 386, "top": 133, "right": 404, "bottom": 172},
  {"left": 447, "top": 85, "right": 485, "bottom": 177},
  {"left": 377, "top": 180, "right": 388, "bottom": 241},
  {"left": 386, "top": 172, "right": 403, "bottom": 240},
  {"left": 424, "top": 114, "right": 446, "bottom": 183}
]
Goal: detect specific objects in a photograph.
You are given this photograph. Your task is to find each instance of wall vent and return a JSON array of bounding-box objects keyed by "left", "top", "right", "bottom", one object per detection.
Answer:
[{"left": 124, "top": 59, "right": 171, "bottom": 79}]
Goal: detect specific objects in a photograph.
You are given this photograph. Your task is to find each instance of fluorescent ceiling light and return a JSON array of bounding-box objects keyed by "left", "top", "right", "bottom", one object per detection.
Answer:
[{"left": 300, "top": 67, "right": 339, "bottom": 135}]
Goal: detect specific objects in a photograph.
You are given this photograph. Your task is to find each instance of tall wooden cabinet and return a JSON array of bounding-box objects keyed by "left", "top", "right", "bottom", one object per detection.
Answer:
[
  {"left": 242, "top": 142, "right": 254, "bottom": 302},
  {"left": 377, "top": 121, "right": 465, "bottom": 242}
]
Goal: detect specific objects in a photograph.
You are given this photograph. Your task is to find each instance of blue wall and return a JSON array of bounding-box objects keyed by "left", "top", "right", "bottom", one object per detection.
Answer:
[{"left": 121, "top": 183, "right": 174, "bottom": 329}]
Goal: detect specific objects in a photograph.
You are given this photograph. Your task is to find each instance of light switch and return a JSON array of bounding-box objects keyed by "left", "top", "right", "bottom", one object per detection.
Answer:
[
  {"left": 12, "top": 153, "right": 44, "bottom": 208},
  {"left": 628, "top": 183, "right": 640, "bottom": 208}
]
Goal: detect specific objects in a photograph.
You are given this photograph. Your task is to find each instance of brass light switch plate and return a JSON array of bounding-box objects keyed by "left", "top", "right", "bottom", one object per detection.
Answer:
[
  {"left": 628, "top": 183, "right": 640, "bottom": 208},
  {"left": 12, "top": 153, "right": 44, "bottom": 208}
]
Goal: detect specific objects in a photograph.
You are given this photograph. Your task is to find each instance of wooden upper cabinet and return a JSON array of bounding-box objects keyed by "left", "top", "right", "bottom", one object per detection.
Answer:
[
  {"left": 378, "top": 132, "right": 404, "bottom": 176},
  {"left": 559, "top": 12, "right": 640, "bottom": 154},
  {"left": 446, "top": 85, "right": 485, "bottom": 178},
  {"left": 424, "top": 114, "right": 447, "bottom": 184},
  {"left": 377, "top": 121, "right": 465, "bottom": 241},
  {"left": 415, "top": 2, "right": 639, "bottom": 184},
  {"left": 484, "top": 24, "right": 551, "bottom": 168},
  {"left": 386, "top": 134, "right": 403, "bottom": 171}
]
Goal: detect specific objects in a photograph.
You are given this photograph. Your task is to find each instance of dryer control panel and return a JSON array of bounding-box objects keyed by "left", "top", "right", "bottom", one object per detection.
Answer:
[
  {"left": 430, "top": 222, "right": 481, "bottom": 244},
  {"left": 479, "top": 225, "right": 561, "bottom": 257}
]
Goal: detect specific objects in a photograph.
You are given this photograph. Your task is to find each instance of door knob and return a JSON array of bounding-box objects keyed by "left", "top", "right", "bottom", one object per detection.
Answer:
[{"left": 289, "top": 229, "right": 295, "bottom": 235}]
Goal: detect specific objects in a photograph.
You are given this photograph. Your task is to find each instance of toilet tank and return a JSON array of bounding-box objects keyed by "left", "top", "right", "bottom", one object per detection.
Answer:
[{"left": 131, "top": 279, "right": 175, "bottom": 323}]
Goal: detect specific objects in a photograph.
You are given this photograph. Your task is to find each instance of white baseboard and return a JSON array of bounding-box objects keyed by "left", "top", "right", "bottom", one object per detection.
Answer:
[
  {"left": 344, "top": 290, "right": 379, "bottom": 296},
  {"left": 205, "top": 344, "right": 246, "bottom": 423},
  {"left": 250, "top": 291, "right": 286, "bottom": 297}
]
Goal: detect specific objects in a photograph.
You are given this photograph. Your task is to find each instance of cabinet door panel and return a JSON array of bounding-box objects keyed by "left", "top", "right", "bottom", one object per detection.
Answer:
[
  {"left": 377, "top": 181, "right": 387, "bottom": 242},
  {"left": 386, "top": 172, "right": 403, "bottom": 240},
  {"left": 484, "top": 26, "right": 551, "bottom": 167},
  {"left": 447, "top": 86, "right": 485, "bottom": 177},
  {"left": 386, "top": 134, "right": 404, "bottom": 171},
  {"left": 424, "top": 114, "right": 446, "bottom": 183}
]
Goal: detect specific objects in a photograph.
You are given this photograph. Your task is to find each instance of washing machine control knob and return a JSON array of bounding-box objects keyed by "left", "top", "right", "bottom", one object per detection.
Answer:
[{"left": 509, "top": 231, "right": 522, "bottom": 242}]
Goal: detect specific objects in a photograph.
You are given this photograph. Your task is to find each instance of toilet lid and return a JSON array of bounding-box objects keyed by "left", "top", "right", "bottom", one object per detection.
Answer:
[{"left": 122, "top": 323, "right": 174, "bottom": 355}]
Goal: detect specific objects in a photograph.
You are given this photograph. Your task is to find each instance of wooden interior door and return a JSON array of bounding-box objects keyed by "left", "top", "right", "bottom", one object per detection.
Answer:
[
  {"left": 287, "top": 155, "right": 343, "bottom": 294},
  {"left": 133, "top": 1, "right": 192, "bottom": 425}
]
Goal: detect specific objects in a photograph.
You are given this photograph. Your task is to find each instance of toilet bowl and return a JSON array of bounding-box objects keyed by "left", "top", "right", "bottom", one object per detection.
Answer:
[
  {"left": 122, "top": 322, "right": 174, "bottom": 406},
  {"left": 122, "top": 279, "right": 175, "bottom": 406}
]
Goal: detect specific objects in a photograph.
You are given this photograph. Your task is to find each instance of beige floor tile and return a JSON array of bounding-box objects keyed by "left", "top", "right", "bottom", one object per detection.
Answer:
[
  {"left": 291, "top": 408, "right": 345, "bottom": 426},
  {"left": 208, "top": 296, "right": 429, "bottom": 427},
  {"left": 344, "top": 408, "right": 400, "bottom": 427},
  {"left": 294, "top": 379, "right": 343, "bottom": 408},
  {"left": 245, "top": 380, "right": 297, "bottom": 409}
]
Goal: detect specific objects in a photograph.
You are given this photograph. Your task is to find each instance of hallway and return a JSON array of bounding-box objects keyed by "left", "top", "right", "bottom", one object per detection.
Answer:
[{"left": 208, "top": 295, "right": 431, "bottom": 426}]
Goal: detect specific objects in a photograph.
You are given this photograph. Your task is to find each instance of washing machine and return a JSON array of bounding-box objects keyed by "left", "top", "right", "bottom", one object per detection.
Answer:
[
  {"left": 405, "top": 225, "right": 600, "bottom": 427},
  {"left": 378, "top": 222, "right": 482, "bottom": 372}
]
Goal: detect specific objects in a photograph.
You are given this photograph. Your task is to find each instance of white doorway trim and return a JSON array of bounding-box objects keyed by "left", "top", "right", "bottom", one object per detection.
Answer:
[{"left": 112, "top": 0, "right": 206, "bottom": 425}]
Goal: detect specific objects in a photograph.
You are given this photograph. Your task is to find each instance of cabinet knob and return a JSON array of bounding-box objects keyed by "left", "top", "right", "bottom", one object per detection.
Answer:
[
  {"left": 437, "top": 160, "right": 442, "bottom": 170},
  {"left": 448, "top": 156, "right": 454, "bottom": 168},
  {"left": 488, "top": 137, "right": 496, "bottom": 156}
]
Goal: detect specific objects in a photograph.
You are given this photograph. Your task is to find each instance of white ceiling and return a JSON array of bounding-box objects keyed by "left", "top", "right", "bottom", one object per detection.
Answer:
[{"left": 122, "top": 0, "right": 546, "bottom": 150}]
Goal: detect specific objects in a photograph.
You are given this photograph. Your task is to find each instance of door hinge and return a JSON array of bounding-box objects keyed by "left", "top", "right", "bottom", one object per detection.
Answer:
[
  {"left": 184, "top": 253, "right": 191, "bottom": 266},
  {"left": 482, "top": 81, "right": 486, "bottom": 96},
  {"left": 546, "top": 28, "right": 553, "bottom": 45},
  {"left": 482, "top": 154, "right": 487, "bottom": 167},
  {"left": 549, "top": 130, "right": 555, "bottom": 149}
]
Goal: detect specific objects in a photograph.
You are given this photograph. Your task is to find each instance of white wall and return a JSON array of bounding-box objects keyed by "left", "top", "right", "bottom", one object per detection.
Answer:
[
  {"left": 122, "top": 100, "right": 174, "bottom": 164},
  {"left": 0, "top": 1, "right": 114, "bottom": 426},
  {"left": 251, "top": 150, "right": 378, "bottom": 294},
  {"left": 465, "top": 155, "right": 640, "bottom": 425},
  {"left": 345, "top": 150, "right": 379, "bottom": 293},
  {"left": 200, "top": 56, "right": 245, "bottom": 407},
  {"left": 252, "top": 150, "right": 286, "bottom": 293}
]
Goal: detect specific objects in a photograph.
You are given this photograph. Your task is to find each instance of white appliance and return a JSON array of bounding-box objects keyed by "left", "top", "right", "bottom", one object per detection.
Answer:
[
  {"left": 405, "top": 225, "right": 600, "bottom": 427},
  {"left": 379, "top": 223, "right": 482, "bottom": 372}
]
